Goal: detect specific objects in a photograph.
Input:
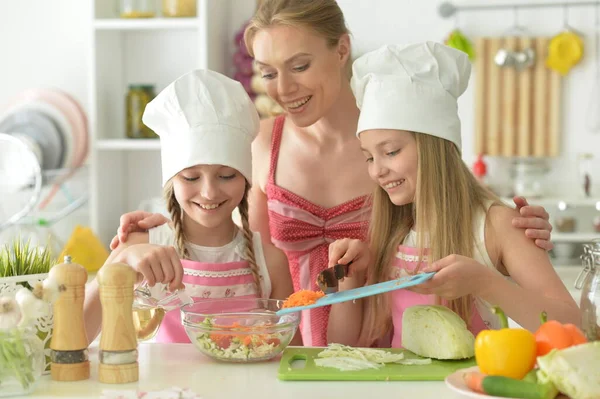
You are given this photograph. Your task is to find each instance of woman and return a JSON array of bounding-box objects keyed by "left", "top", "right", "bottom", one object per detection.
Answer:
[{"left": 111, "top": 0, "right": 554, "bottom": 347}]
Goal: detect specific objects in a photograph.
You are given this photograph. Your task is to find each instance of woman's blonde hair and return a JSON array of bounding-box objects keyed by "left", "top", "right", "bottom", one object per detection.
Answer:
[
  {"left": 244, "top": 0, "right": 351, "bottom": 71},
  {"left": 358, "top": 133, "right": 503, "bottom": 346},
  {"left": 163, "top": 179, "right": 263, "bottom": 298}
]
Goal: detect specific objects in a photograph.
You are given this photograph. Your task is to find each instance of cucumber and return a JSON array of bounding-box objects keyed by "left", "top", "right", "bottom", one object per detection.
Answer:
[{"left": 482, "top": 375, "right": 554, "bottom": 399}]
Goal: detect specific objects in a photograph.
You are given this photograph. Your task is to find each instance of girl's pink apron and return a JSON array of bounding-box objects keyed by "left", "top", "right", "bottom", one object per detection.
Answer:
[
  {"left": 155, "top": 259, "right": 260, "bottom": 343},
  {"left": 391, "top": 245, "right": 488, "bottom": 348}
]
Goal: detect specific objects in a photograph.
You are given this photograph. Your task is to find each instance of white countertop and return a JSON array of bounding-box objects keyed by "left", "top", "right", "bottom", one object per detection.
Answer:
[{"left": 31, "top": 343, "right": 468, "bottom": 399}]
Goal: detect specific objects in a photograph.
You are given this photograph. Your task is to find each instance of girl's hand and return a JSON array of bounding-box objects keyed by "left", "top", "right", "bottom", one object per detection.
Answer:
[
  {"left": 122, "top": 244, "right": 184, "bottom": 292},
  {"left": 110, "top": 211, "right": 171, "bottom": 250},
  {"left": 327, "top": 238, "right": 371, "bottom": 278},
  {"left": 409, "top": 254, "right": 494, "bottom": 300},
  {"left": 512, "top": 196, "right": 553, "bottom": 251}
]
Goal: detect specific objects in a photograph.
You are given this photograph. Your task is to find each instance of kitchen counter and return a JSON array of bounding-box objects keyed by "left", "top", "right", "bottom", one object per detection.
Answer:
[{"left": 30, "top": 343, "right": 468, "bottom": 399}]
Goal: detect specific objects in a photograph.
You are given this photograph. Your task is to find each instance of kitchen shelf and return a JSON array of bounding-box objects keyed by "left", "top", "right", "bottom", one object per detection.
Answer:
[
  {"left": 96, "top": 139, "right": 161, "bottom": 151},
  {"left": 89, "top": 0, "right": 230, "bottom": 246},
  {"left": 552, "top": 233, "right": 600, "bottom": 243},
  {"left": 94, "top": 18, "right": 199, "bottom": 31}
]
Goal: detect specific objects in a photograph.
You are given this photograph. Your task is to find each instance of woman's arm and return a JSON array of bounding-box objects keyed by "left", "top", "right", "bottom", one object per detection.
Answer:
[
  {"left": 262, "top": 241, "right": 303, "bottom": 346},
  {"left": 483, "top": 205, "right": 580, "bottom": 330}
]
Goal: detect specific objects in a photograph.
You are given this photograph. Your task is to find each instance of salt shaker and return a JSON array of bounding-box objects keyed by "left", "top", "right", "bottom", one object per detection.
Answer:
[
  {"left": 49, "top": 255, "right": 90, "bottom": 381},
  {"left": 575, "top": 239, "right": 600, "bottom": 341},
  {"left": 97, "top": 262, "right": 139, "bottom": 384}
]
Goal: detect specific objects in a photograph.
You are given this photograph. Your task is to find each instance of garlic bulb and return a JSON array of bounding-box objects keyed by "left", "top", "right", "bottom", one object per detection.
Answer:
[
  {"left": 41, "top": 276, "right": 61, "bottom": 303},
  {"left": 15, "top": 287, "right": 48, "bottom": 326},
  {"left": 0, "top": 296, "right": 22, "bottom": 329}
]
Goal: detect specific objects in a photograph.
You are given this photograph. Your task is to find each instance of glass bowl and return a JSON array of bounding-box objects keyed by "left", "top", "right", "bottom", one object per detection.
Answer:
[{"left": 181, "top": 298, "right": 300, "bottom": 363}]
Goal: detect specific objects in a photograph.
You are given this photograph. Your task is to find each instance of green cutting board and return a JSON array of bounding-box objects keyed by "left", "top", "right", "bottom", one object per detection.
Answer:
[{"left": 278, "top": 347, "right": 476, "bottom": 381}]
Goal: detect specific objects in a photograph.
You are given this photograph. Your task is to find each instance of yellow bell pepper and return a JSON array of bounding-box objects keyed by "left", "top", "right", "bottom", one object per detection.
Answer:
[{"left": 474, "top": 307, "right": 537, "bottom": 380}]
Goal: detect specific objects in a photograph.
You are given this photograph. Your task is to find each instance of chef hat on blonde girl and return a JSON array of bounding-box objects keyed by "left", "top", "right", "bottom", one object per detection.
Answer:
[{"left": 142, "top": 70, "right": 263, "bottom": 297}]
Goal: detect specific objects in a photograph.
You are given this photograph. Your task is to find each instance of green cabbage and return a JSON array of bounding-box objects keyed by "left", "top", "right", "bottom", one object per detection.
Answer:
[
  {"left": 401, "top": 305, "right": 475, "bottom": 359},
  {"left": 536, "top": 341, "right": 600, "bottom": 399}
]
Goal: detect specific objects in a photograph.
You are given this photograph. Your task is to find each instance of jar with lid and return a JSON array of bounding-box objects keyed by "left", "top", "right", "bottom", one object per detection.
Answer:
[
  {"left": 578, "top": 153, "right": 593, "bottom": 198},
  {"left": 126, "top": 85, "right": 157, "bottom": 139},
  {"left": 162, "top": 0, "right": 197, "bottom": 17},
  {"left": 554, "top": 201, "right": 577, "bottom": 233},
  {"left": 120, "top": 0, "right": 156, "bottom": 18},
  {"left": 594, "top": 201, "right": 600, "bottom": 233},
  {"left": 510, "top": 158, "right": 549, "bottom": 198},
  {"left": 575, "top": 239, "right": 600, "bottom": 341}
]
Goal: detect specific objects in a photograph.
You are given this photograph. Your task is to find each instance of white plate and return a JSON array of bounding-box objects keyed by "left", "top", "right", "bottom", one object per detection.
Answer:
[{"left": 444, "top": 366, "right": 521, "bottom": 399}]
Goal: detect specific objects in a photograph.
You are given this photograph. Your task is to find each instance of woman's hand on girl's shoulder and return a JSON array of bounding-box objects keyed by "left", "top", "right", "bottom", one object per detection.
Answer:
[{"left": 511, "top": 196, "right": 553, "bottom": 251}]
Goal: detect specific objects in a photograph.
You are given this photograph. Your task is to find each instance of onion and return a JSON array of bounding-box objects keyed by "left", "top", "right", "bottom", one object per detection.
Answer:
[{"left": 0, "top": 297, "right": 22, "bottom": 329}]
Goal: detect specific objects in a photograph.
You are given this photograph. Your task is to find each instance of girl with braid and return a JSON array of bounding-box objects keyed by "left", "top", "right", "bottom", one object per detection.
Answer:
[{"left": 83, "top": 70, "right": 299, "bottom": 345}]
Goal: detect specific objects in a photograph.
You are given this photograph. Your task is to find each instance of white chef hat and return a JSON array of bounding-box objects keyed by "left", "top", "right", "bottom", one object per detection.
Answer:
[
  {"left": 351, "top": 41, "right": 471, "bottom": 150},
  {"left": 142, "top": 69, "right": 260, "bottom": 186}
]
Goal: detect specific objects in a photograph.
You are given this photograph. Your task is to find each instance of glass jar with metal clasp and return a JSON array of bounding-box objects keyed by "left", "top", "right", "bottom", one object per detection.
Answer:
[{"left": 575, "top": 238, "right": 600, "bottom": 341}]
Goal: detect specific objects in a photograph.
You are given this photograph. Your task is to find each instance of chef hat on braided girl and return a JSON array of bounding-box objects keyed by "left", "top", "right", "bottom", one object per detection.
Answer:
[{"left": 142, "top": 69, "right": 263, "bottom": 296}]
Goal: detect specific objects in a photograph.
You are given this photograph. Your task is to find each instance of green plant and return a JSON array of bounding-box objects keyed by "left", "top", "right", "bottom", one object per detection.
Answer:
[
  {"left": 0, "top": 237, "right": 55, "bottom": 279},
  {"left": 0, "top": 327, "right": 41, "bottom": 391}
]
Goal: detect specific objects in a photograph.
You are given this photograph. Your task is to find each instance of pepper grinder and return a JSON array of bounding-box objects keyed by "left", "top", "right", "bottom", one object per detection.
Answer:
[
  {"left": 49, "top": 255, "right": 90, "bottom": 381},
  {"left": 97, "top": 262, "right": 139, "bottom": 384}
]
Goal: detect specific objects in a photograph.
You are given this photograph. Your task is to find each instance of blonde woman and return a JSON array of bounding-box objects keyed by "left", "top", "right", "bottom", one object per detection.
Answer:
[
  {"left": 327, "top": 42, "right": 580, "bottom": 348},
  {"left": 110, "top": 0, "right": 554, "bottom": 347},
  {"left": 84, "top": 70, "right": 299, "bottom": 345}
]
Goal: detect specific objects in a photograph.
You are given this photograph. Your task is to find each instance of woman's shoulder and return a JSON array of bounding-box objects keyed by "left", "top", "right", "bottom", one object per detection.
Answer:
[{"left": 254, "top": 117, "right": 278, "bottom": 151}]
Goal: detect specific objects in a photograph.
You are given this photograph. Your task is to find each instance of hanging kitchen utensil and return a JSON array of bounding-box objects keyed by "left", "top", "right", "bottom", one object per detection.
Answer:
[
  {"left": 546, "top": 4, "right": 585, "bottom": 76},
  {"left": 586, "top": 3, "right": 600, "bottom": 133},
  {"left": 495, "top": 8, "right": 536, "bottom": 70},
  {"left": 444, "top": 12, "right": 475, "bottom": 61},
  {"left": 276, "top": 272, "right": 435, "bottom": 316}
]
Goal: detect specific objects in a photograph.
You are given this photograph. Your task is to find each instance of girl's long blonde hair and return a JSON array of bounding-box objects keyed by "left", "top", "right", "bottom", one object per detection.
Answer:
[
  {"left": 243, "top": 0, "right": 352, "bottom": 75},
  {"left": 358, "top": 133, "right": 503, "bottom": 346},
  {"left": 163, "top": 180, "right": 263, "bottom": 298}
]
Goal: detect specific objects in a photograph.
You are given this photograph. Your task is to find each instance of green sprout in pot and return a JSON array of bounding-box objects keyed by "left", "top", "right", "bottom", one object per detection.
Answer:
[{"left": 0, "top": 236, "right": 55, "bottom": 283}]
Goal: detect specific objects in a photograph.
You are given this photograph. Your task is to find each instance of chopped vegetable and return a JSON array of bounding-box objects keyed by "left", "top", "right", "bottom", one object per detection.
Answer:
[
  {"left": 314, "top": 344, "right": 431, "bottom": 371},
  {"left": 475, "top": 306, "right": 537, "bottom": 379},
  {"left": 282, "top": 290, "right": 325, "bottom": 308},
  {"left": 314, "top": 357, "right": 382, "bottom": 371},
  {"left": 402, "top": 305, "right": 475, "bottom": 360},
  {"left": 537, "top": 341, "right": 600, "bottom": 399},
  {"left": 192, "top": 317, "right": 291, "bottom": 361},
  {"left": 534, "top": 311, "right": 587, "bottom": 357}
]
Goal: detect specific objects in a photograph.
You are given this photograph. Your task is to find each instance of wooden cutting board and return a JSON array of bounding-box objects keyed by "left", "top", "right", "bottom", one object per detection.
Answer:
[
  {"left": 277, "top": 347, "right": 476, "bottom": 381},
  {"left": 474, "top": 36, "right": 562, "bottom": 157}
]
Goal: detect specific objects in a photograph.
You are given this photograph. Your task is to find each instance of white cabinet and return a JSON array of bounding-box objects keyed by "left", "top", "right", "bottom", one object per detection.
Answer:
[{"left": 88, "top": 0, "right": 231, "bottom": 245}]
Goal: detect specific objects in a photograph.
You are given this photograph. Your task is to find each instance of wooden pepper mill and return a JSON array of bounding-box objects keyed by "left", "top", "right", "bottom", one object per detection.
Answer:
[
  {"left": 49, "top": 255, "right": 90, "bottom": 381},
  {"left": 97, "top": 262, "right": 139, "bottom": 384}
]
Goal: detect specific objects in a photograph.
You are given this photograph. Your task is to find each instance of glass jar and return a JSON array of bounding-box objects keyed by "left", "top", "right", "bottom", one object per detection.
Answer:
[
  {"left": 120, "top": 0, "right": 156, "bottom": 18},
  {"left": 126, "top": 85, "right": 157, "bottom": 139},
  {"left": 594, "top": 201, "right": 600, "bottom": 233},
  {"left": 0, "top": 327, "right": 45, "bottom": 397},
  {"left": 554, "top": 201, "right": 577, "bottom": 233},
  {"left": 576, "top": 239, "right": 600, "bottom": 341},
  {"left": 510, "top": 158, "right": 549, "bottom": 198},
  {"left": 162, "top": 0, "right": 197, "bottom": 17}
]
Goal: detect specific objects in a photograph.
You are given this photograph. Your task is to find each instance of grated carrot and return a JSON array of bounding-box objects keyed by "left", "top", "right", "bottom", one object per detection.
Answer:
[{"left": 282, "top": 290, "right": 325, "bottom": 308}]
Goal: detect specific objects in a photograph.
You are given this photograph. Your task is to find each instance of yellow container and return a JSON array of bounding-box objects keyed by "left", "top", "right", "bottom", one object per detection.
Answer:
[
  {"left": 126, "top": 85, "right": 157, "bottom": 139},
  {"left": 162, "top": 0, "right": 196, "bottom": 17}
]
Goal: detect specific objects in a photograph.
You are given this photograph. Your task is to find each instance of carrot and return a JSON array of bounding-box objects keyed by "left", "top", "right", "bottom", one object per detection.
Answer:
[
  {"left": 282, "top": 290, "right": 325, "bottom": 308},
  {"left": 464, "top": 371, "right": 485, "bottom": 393}
]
